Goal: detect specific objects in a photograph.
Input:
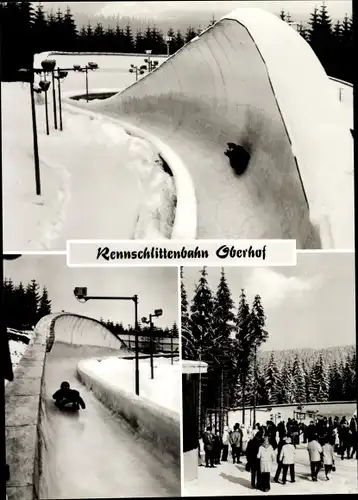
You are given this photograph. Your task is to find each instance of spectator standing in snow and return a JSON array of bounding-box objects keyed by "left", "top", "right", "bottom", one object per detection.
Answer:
[
  {"left": 257, "top": 436, "right": 276, "bottom": 492},
  {"left": 322, "top": 437, "right": 335, "bottom": 480},
  {"left": 246, "top": 432, "right": 262, "bottom": 489},
  {"left": 274, "top": 435, "right": 287, "bottom": 483},
  {"left": 213, "top": 428, "right": 223, "bottom": 465},
  {"left": 202, "top": 426, "right": 215, "bottom": 468},
  {"left": 230, "top": 425, "right": 242, "bottom": 464},
  {"left": 307, "top": 434, "right": 323, "bottom": 482},
  {"left": 241, "top": 424, "right": 249, "bottom": 454},
  {"left": 280, "top": 436, "right": 296, "bottom": 484},
  {"left": 221, "top": 426, "right": 230, "bottom": 462}
]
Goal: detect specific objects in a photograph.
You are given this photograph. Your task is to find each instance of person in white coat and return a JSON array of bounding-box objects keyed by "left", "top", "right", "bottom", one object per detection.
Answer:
[
  {"left": 307, "top": 435, "right": 323, "bottom": 481},
  {"left": 241, "top": 424, "right": 249, "bottom": 453},
  {"left": 279, "top": 437, "right": 296, "bottom": 484},
  {"left": 257, "top": 436, "right": 276, "bottom": 492},
  {"left": 221, "top": 426, "right": 230, "bottom": 462},
  {"left": 322, "top": 437, "right": 335, "bottom": 480}
]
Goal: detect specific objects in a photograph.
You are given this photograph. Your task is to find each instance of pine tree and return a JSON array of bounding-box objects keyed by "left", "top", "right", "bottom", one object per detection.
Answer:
[
  {"left": 62, "top": 6, "right": 78, "bottom": 51},
  {"left": 171, "top": 322, "right": 179, "bottom": 338},
  {"left": 189, "top": 267, "right": 215, "bottom": 361},
  {"left": 279, "top": 9, "right": 286, "bottom": 21},
  {"left": 234, "top": 289, "right": 252, "bottom": 417},
  {"left": 123, "top": 23, "right": 134, "bottom": 52},
  {"left": 37, "top": 286, "right": 52, "bottom": 321},
  {"left": 256, "top": 361, "right": 270, "bottom": 405},
  {"left": 185, "top": 26, "right": 197, "bottom": 43},
  {"left": 175, "top": 29, "right": 185, "bottom": 50},
  {"left": 292, "top": 355, "right": 306, "bottom": 403},
  {"left": 32, "top": 2, "right": 48, "bottom": 53},
  {"left": 328, "top": 360, "right": 344, "bottom": 401},
  {"left": 265, "top": 352, "right": 280, "bottom": 404},
  {"left": 278, "top": 359, "right": 295, "bottom": 403},
  {"left": 342, "top": 354, "right": 355, "bottom": 400},
  {"left": 212, "top": 268, "right": 236, "bottom": 407},
  {"left": 312, "top": 353, "right": 329, "bottom": 402},
  {"left": 25, "top": 279, "right": 40, "bottom": 329},
  {"left": 14, "top": 282, "right": 27, "bottom": 330}
]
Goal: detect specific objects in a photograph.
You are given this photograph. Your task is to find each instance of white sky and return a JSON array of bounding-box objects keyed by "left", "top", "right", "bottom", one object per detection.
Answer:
[
  {"left": 4, "top": 256, "right": 179, "bottom": 328},
  {"left": 41, "top": 1, "right": 352, "bottom": 25},
  {"left": 182, "top": 252, "right": 356, "bottom": 351}
]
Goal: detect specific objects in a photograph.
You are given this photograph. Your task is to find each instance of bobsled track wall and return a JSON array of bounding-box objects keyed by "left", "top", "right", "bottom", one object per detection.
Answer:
[
  {"left": 5, "top": 313, "right": 180, "bottom": 500},
  {"left": 70, "top": 8, "right": 352, "bottom": 249},
  {"left": 5, "top": 312, "right": 124, "bottom": 500},
  {"left": 77, "top": 360, "right": 180, "bottom": 463}
]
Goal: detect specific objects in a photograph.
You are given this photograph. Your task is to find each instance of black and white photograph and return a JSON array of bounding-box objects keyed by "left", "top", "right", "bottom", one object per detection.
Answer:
[
  {"left": 181, "top": 253, "right": 357, "bottom": 495},
  {"left": 1, "top": 0, "right": 353, "bottom": 249},
  {"left": 4, "top": 255, "right": 180, "bottom": 498}
]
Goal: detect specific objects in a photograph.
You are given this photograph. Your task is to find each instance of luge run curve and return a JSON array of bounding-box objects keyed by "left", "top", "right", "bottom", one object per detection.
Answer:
[
  {"left": 68, "top": 8, "right": 353, "bottom": 249},
  {"left": 35, "top": 313, "right": 180, "bottom": 498}
]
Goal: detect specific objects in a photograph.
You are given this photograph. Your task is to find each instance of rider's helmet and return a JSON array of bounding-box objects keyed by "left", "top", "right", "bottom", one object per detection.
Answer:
[{"left": 60, "top": 381, "right": 70, "bottom": 390}]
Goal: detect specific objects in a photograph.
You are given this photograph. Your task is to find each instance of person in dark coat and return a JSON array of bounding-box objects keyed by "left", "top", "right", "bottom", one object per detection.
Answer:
[
  {"left": 278, "top": 420, "right": 286, "bottom": 440},
  {"left": 230, "top": 424, "right": 242, "bottom": 464},
  {"left": 246, "top": 433, "right": 263, "bottom": 489},
  {"left": 213, "top": 428, "right": 223, "bottom": 465},
  {"left": 202, "top": 426, "right": 215, "bottom": 467},
  {"left": 339, "top": 422, "right": 351, "bottom": 460},
  {"left": 274, "top": 435, "right": 287, "bottom": 483},
  {"left": 53, "top": 381, "right": 86, "bottom": 411},
  {"left": 307, "top": 421, "right": 316, "bottom": 442}
]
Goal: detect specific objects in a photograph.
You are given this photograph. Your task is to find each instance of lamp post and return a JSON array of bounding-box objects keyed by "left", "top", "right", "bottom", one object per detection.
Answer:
[
  {"left": 144, "top": 49, "right": 159, "bottom": 73},
  {"left": 73, "top": 287, "right": 140, "bottom": 395},
  {"left": 41, "top": 59, "right": 57, "bottom": 131},
  {"left": 54, "top": 69, "right": 68, "bottom": 131},
  {"left": 19, "top": 68, "right": 41, "bottom": 196},
  {"left": 142, "top": 309, "right": 163, "bottom": 380},
  {"left": 129, "top": 64, "right": 146, "bottom": 81},
  {"left": 38, "top": 77, "right": 51, "bottom": 136},
  {"left": 73, "top": 62, "right": 99, "bottom": 102},
  {"left": 164, "top": 35, "right": 173, "bottom": 57}
]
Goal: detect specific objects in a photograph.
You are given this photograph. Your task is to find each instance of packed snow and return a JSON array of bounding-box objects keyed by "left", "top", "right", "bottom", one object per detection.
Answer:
[
  {"left": 186, "top": 443, "right": 358, "bottom": 495},
  {"left": 2, "top": 80, "right": 175, "bottom": 249},
  {"left": 5, "top": 328, "right": 34, "bottom": 386},
  {"left": 80, "top": 356, "right": 180, "bottom": 414}
]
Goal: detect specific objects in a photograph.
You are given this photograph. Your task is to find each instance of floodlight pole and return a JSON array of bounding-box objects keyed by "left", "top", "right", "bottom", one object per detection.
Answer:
[
  {"left": 74, "top": 292, "right": 140, "bottom": 396},
  {"left": 85, "top": 66, "right": 89, "bottom": 102},
  {"left": 57, "top": 69, "right": 63, "bottom": 131},
  {"left": 51, "top": 70, "right": 57, "bottom": 129},
  {"left": 43, "top": 73, "right": 50, "bottom": 136},
  {"left": 29, "top": 74, "right": 41, "bottom": 195}
]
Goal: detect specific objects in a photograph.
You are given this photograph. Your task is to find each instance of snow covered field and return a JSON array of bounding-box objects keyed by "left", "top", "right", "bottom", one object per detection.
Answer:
[
  {"left": 33, "top": 52, "right": 167, "bottom": 94},
  {"left": 185, "top": 444, "right": 358, "bottom": 496},
  {"left": 2, "top": 80, "right": 175, "bottom": 249},
  {"left": 80, "top": 356, "right": 180, "bottom": 413}
]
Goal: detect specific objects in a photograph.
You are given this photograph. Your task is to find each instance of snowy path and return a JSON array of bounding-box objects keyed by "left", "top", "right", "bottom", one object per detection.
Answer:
[
  {"left": 184, "top": 446, "right": 358, "bottom": 496},
  {"left": 40, "top": 343, "right": 180, "bottom": 498},
  {"left": 2, "top": 82, "right": 170, "bottom": 250}
]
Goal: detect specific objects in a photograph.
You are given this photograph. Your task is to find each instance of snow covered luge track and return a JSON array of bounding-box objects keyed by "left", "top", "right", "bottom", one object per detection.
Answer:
[
  {"left": 71, "top": 8, "right": 353, "bottom": 248},
  {"left": 35, "top": 313, "right": 180, "bottom": 499}
]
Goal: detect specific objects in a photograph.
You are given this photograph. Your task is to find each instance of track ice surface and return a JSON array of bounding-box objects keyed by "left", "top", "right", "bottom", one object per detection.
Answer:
[{"left": 40, "top": 343, "right": 180, "bottom": 498}]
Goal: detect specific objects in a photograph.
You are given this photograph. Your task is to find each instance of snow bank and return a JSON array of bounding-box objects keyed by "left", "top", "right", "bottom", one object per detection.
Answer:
[
  {"left": 5, "top": 329, "right": 35, "bottom": 386},
  {"left": 80, "top": 356, "right": 180, "bottom": 413},
  {"left": 2, "top": 81, "right": 176, "bottom": 249},
  {"left": 77, "top": 357, "right": 180, "bottom": 464}
]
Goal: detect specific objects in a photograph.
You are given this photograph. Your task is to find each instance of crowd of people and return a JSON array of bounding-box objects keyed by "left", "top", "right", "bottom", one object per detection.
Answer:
[{"left": 201, "top": 414, "right": 357, "bottom": 492}]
